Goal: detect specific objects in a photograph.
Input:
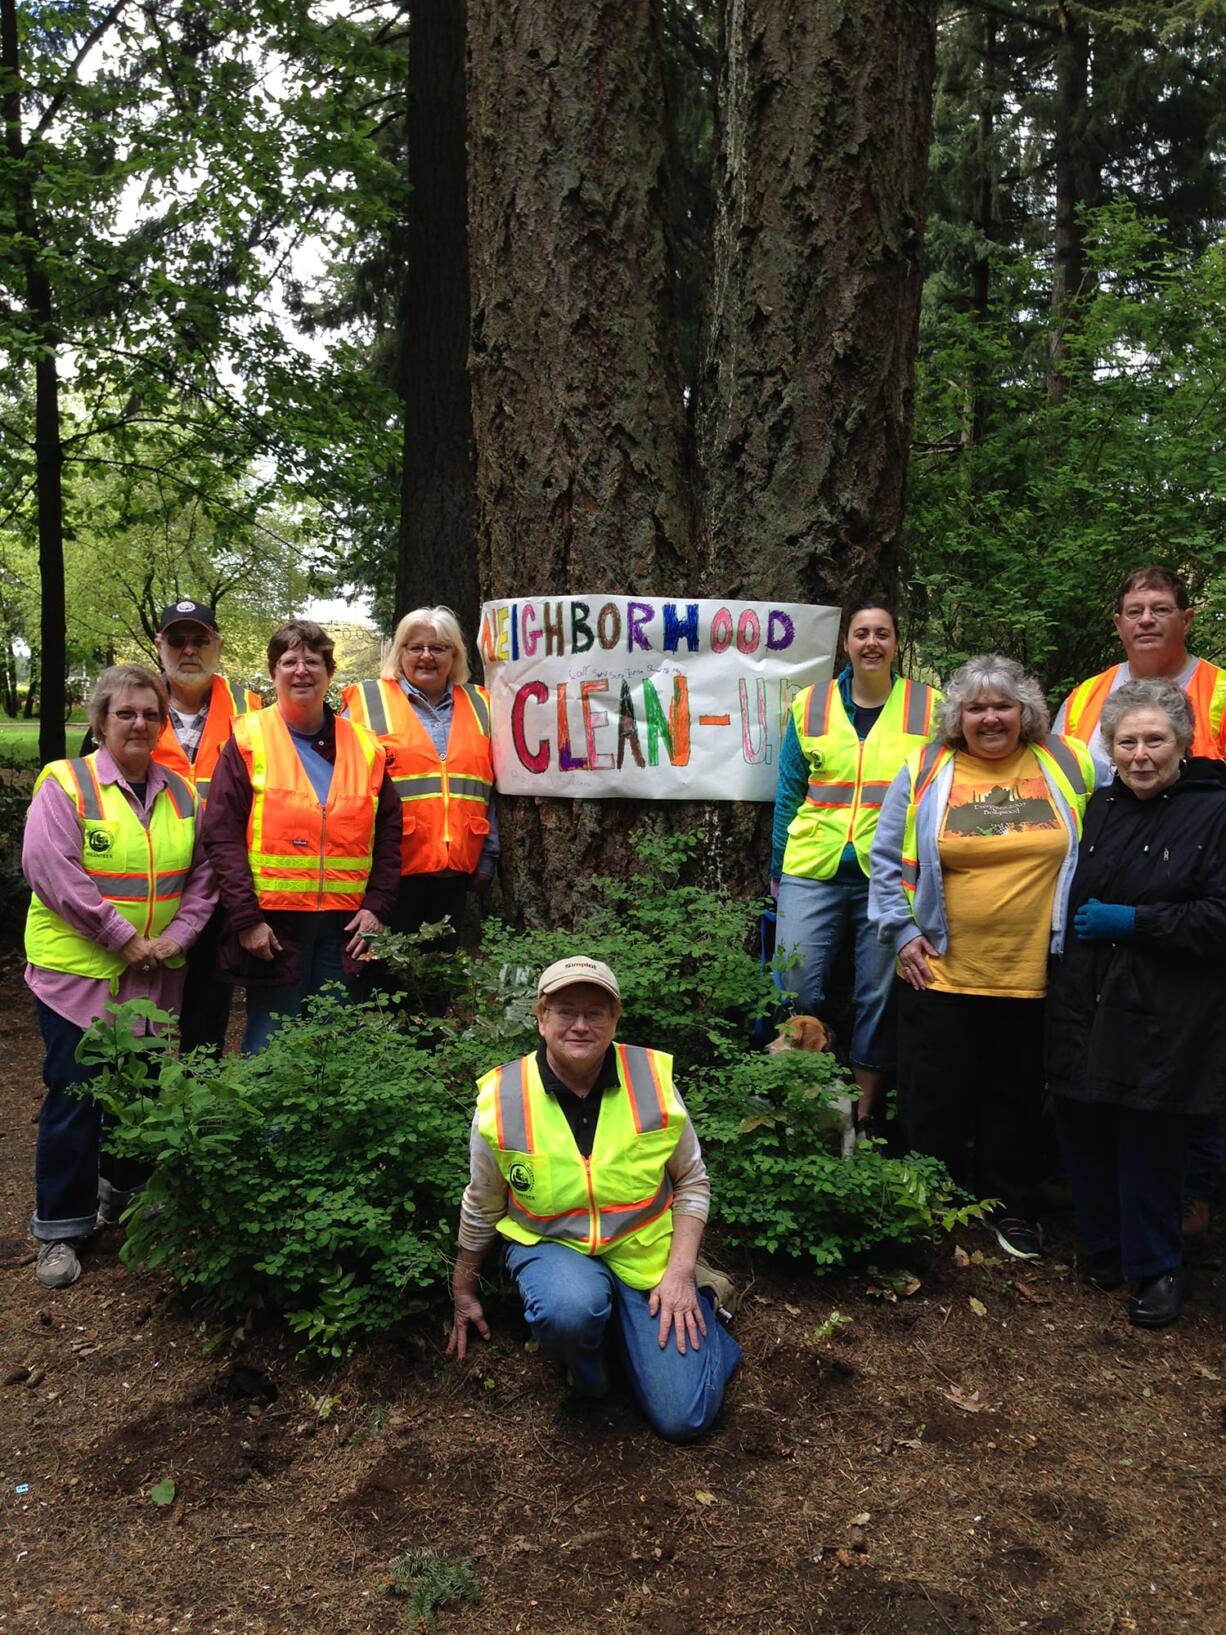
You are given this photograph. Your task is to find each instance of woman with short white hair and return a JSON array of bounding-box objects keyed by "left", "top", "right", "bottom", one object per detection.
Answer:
[
  {"left": 870, "top": 654, "right": 1095, "bottom": 1260},
  {"left": 342, "top": 605, "right": 498, "bottom": 961},
  {"left": 1046, "top": 677, "right": 1226, "bottom": 1328}
]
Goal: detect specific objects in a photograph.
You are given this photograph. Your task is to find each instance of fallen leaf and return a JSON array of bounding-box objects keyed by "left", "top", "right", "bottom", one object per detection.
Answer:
[
  {"left": 149, "top": 1479, "right": 176, "bottom": 1506},
  {"left": 849, "top": 1511, "right": 871, "bottom": 1526},
  {"left": 943, "top": 1387, "right": 985, "bottom": 1414},
  {"left": 952, "top": 1246, "right": 971, "bottom": 1268},
  {"left": 1012, "top": 1280, "right": 1050, "bottom": 1305},
  {"left": 784, "top": 1303, "right": 801, "bottom": 1316},
  {"left": 694, "top": 1490, "right": 716, "bottom": 1506},
  {"left": 968, "top": 1296, "right": 987, "bottom": 1318},
  {"left": 1193, "top": 1363, "right": 1221, "bottom": 1381}
]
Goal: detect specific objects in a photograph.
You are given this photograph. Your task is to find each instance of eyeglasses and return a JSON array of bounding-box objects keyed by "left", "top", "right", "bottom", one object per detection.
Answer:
[
  {"left": 276, "top": 651, "right": 327, "bottom": 671},
  {"left": 162, "top": 629, "right": 215, "bottom": 648},
  {"left": 548, "top": 1007, "right": 613, "bottom": 1026},
  {"left": 109, "top": 709, "right": 163, "bottom": 724},
  {"left": 1120, "top": 603, "right": 1180, "bottom": 621},
  {"left": 405, "top": 644, "right": 451, "bottom": 657}
]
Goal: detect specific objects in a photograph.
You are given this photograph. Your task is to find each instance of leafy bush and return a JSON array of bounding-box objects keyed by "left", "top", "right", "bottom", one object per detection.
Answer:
[{"left": 80, "top": 992, "right": 476, "bottom": 1355}]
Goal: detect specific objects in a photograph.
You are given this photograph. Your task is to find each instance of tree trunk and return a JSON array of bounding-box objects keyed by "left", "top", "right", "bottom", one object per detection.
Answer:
[
  {"left": 698, "top": 0, "right": 937, "bottom": 608},
  {"left": 2, "top": 0, "right": 67, "bottom": 764},
  {"left": 395, "top": 0, "right": 479, "bottom": 640},
  {"left": 966, "top": 11, "right": 997, "bottom": 449},
  {"left": 467, "top": 0, "right": 699, "bottom": 924},
  {"left": 1047, "top": 2, "right": 1093, "bottom": 406}
]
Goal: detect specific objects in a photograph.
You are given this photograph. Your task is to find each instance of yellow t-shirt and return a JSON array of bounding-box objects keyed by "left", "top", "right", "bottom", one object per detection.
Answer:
[{"left": 927, "top": 746, "right": 1069, "bottom": 999}]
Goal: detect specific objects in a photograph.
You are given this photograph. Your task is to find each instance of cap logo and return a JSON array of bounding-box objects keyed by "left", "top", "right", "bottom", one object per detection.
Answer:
[{"left": 176, "top": 600, "right": 194, "bottom": 612}]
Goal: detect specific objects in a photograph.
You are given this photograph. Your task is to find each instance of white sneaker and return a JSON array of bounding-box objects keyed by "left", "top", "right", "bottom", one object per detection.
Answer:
[{"left": 35, "top": 1240, "right": 82, "bottom": 1289}]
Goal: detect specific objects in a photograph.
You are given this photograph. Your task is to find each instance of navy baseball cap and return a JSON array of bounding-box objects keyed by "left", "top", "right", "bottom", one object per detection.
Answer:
[{"left": 157, "top": 599, "right": 219, "bottom": 633}]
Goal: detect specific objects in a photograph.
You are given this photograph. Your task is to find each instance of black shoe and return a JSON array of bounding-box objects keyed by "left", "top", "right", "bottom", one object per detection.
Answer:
[
  {"left": 1129, "top": 1267, "right": 1189, "bottom": 1330},
  {"left": 991, "top": 1215, "right": 1042, "bottom": 1261},
  {"left": 1078, "top": 1251, "right": 1124, "bottom": 1294}
]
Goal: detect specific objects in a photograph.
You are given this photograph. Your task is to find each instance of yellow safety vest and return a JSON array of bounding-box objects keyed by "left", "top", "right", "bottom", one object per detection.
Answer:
[
  {"left": 897, "top": 736, "right": 1094, "bottom": 906},
  {"left": 477, "top": 1046, "right": 685, "bottom": 1290},
  {"left": 782, "top": 677, "right": 941, "bottom": 880},
  {"left": 25, "top": 756, "right": 198, "bottom": 980}
]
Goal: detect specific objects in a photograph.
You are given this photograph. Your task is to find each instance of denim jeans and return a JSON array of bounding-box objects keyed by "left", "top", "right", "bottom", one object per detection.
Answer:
[
  {"left": 774, "top": 872, "right": 896, "bottom": 1070},
  {"left": 1184, "top": 1113, "right": 1221, "bottom": 1204},
  {"left": 32, "top": 999, "right": 148, "bottom": 1242},
  {"left": 504, "top": 1239, "right": 742, "bottom": 1443},
  {"left": 1055, "top": 1099, "right": 1190, "bottom": 1281},
  {"left": 242, "top": 913, "right": 349, "bottom": 1054}
]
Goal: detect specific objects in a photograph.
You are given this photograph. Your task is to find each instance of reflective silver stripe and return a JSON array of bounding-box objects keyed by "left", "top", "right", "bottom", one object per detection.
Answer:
[
  {"left": 460, "top": 684, "right": 490, "bottom": 737},
  {"left": 394, "top": 775, "right": 444, "bottom": 799},
  {"left": 449, "top": 775, "right": 492, "bottom": 800},
  {"left": 155, "top": 871, "right": 189, "bottom": 895},
  {"left": 620, "top": 1044, "right": 668, "bottom": 1133},
  {"left": 859, "top": 781, "right": 892, "bottom": 805},
  {"left": 196, "top": 778, "right": 212, "bottom": 802},
  {"left": 914, "top": 741, "right": 946, "bottom": 799},
  {"left": 360, "top": 680, "right": 391, "bottom": 738},
  {"left": 159, "top": 766, "right": 196, "bottom": 817},
  {"left": 903, "top": 682, "right": 932, "bottom": 737},
  {"left": 804, "top": 684, "right": 832, "bottom": 738},
  {"left": 1041, "top": 736, "right": 1086, "bottom": 796},
  {"left": 597, "top": 1174, "right": 674, "bottom": 1244},
  {"left": 226, "top": 679, "right": 251, "bottom": 717},
  {"left": 94, "top": 877, "right": 153, "bottom": 901},
  {"left": 901, "top": 859, "right": 920, "bottom": 889},
  {"left": 68, "top": 758, "right": 104, "bottom": 821},
  {"left": 805, "top": 782, "right": 855, "bottom": 807},
  {"left": 506, "top": 1194, "right": 589, "bottom": 1243},
  {"left": 495, "top": 1058, "right": 530, "bottom": 1151}
]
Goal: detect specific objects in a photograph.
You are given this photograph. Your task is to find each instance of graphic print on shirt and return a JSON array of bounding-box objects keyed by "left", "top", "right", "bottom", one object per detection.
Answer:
[{"left": 944, "top": 774, "right": 1058, "bottom": 838}]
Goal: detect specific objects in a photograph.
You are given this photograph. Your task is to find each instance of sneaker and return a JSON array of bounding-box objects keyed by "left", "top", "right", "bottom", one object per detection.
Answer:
[
  {"left": 991, "top": 1216, "right": 1042, "bottom": 1261},
  {"left": 95, "top": 1196, "right": 124, "bottom": 1229},
  {"left": 35, "top": 1240, "right": 82, "bottom": 1289},
  {"left": 695, "top": 1260, "right": 737, "bottom": 1320}
]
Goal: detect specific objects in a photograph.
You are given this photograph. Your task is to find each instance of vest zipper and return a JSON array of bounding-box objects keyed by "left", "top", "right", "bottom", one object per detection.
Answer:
[
  {"left": 582, "top": 1154, "right": 599, "bottom": 1254},
  {"left": 317, "top": 802, "right": 327, "bottom": 909},
  {"left": 143, "top": 820, "right": 156, "bottom": 937},
  {"left": 440, "top": 751, "right": 450, "bottom": 859},
  {"left": 848, "top": 738, "right": 866, "bottom": 846}
]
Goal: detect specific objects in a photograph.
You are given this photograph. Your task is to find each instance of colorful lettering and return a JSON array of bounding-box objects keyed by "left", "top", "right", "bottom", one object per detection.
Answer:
[
  {"left": 557, "top": 682, "right": 588, "bottom": 771},
  {"left": 511, "top": 681, "right": 550, "bottom": 773},
  {"left": 626, "top": 601, "right": 654, "bottom": 652},
  {"left": 710, "top": 607, "right": 733, "bottom": 653},
  {"left": 617, "top": 679, "right": 646, "bottom": 768},
  {"left": 580, "top": 680, "right": 614, "bottom": 770},
  {"left": 643, "top": 676, "right": 691, "bottom": 766},
  {"left": 543, "top": 601, "right": 565, "bottom": 657},
  {"left": 521, "top": 602, "right": 540, "bottom": 658},
  {"left": 766, "top": 609, "right": 795, "bottom": 650},
  {"left": 736, "top": 608, "right": 761, "bottom": 654},
  {"left": 495, "top": 605, "right": 510, "bottom": 662},
  {"left": 597, "top": 601, "right": 621, "bottom": 651},
  {"left": 662, "top": 602, "right": 700, "bottom": 653},
  {"left": 739, "top": 678, "right": 769, "bottom": 764},
  {"left": 571, "top": 601, "right": 594, "bottom": 654}
]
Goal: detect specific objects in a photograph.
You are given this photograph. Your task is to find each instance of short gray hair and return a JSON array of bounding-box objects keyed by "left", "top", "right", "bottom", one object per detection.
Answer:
[
  {"left": 1100, "top": 677, "right": 1194, "bottom": 753},
  {"left": 89, "top": 664, "right": 169, "bottom": 741},
  {"left": 939, "top": 654, "right": 1050, "bottom": 749}
]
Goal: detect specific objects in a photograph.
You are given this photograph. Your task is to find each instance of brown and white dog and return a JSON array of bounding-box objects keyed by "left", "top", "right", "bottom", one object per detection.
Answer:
[{"left": 767, "top": 1014, "right": 856, "bottom": 1158}]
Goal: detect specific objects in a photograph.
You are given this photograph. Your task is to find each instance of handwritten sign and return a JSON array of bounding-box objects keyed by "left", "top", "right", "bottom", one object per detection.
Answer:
[{"left": 478, "top": 595, "right": 839, "bottom": 800}]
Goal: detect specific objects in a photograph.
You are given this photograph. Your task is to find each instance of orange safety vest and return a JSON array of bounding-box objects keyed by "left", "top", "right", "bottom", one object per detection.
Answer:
[
  {"left": 1062, "top": 659, "right": 1226, "bottom": 761},
  {"left": 154, "top": 674, "right": 262, "bottom": 804},
  {"left": 231, "top": 709, "right": 385, "bottom": 912},
  {"left": 341, "top": 678, "right": 493, "bottom": 876}
]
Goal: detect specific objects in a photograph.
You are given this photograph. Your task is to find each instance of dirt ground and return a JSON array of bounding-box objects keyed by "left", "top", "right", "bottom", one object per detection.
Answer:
[{"left": 2, "top": 953, "right": 1225, "bottom": 1635}]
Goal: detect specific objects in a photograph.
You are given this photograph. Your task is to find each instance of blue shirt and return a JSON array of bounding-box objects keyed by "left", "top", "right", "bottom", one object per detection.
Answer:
[{"left": 287, "top": 724, "right": 334, "bottom": 804}]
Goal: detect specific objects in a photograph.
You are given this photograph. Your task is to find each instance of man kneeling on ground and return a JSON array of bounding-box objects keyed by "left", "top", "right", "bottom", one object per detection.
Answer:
[{"left": 447, "top": 956, "right": 741, "bottom": 1441}]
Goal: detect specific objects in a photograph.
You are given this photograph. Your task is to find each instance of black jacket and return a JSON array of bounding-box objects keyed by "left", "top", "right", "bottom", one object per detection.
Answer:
[{"left": 1046, "top": 757, "right": 1226, "bottom": 1114}]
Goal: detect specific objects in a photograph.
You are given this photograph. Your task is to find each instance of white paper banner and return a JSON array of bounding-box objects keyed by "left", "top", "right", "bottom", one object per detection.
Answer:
[{"left": 478, "top": 595, "right": 840, "bottom": 801}]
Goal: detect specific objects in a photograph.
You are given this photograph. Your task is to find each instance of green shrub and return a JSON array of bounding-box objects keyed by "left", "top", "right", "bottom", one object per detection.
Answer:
[{"left": 80, "top": 991, "right": 477, "bottom": 1355}]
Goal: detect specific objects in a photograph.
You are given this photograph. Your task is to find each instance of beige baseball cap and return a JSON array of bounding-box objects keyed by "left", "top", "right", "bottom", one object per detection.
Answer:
[{"left": 537, "top": 956, "right": 621, "bottom": 1002}]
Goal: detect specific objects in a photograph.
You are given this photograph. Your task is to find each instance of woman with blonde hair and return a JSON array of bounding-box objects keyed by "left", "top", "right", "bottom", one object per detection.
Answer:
[{"left": 343, "top": 605, "right": 497, "bottom": 956}]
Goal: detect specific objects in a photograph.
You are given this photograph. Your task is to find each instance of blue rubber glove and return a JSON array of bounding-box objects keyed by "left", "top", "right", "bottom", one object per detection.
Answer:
[{"left": 1074, "top": 899, "right": 1136, "bottom": 942}]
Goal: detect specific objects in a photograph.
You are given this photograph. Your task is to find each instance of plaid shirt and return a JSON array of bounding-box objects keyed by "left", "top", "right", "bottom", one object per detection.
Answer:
[{"left": 168, "top": 695, "right": 210, "bottom": 765}]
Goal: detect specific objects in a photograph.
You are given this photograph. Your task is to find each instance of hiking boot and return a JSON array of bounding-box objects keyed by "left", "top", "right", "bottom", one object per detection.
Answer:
[
  {"left": 1182, "top": 1198, "right": 1211, "bottom": 1238},
  {"left": 991, "top": 1215, "right": 1042, "bottom": 1261},
  {"left": 695, "top": 1260, "right": 738, "bottom": 1320},
  {"left": 1078, "top": 1250, "right": 1124, "bottom": 1294},
  {"left": 35, "top": 1240, "right": 82, "bottom": 1290}
]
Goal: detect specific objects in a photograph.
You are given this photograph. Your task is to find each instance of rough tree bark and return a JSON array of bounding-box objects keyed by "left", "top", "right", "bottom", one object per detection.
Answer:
[
  {"left": 1046, "top": 1, "right": 1093, "bottom": 406},
  {"left": 2, "top": 0, "right": 67, "bottom": 764},
  {"left": 698, "top": 0, "right": 938, "bottom": 609},
  {"left": 395, "top": 0, "right": 479, "bottom": 637},
  {"left": 466, "top": 0, "right": 698, "bottom": 924}
]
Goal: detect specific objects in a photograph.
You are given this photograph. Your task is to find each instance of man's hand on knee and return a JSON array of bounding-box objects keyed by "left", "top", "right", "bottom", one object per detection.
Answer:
[{"left": 648, "top": 1266, "right": 708, "bottom": 1355}]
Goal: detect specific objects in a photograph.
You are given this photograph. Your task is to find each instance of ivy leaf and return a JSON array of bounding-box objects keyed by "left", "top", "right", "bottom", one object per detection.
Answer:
[{"left": 149, "top": 1479, "right": 176, "bottom": 1506}]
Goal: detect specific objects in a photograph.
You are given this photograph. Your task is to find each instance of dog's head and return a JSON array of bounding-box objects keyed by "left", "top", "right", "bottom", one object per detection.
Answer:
[{"left": 767, "top": 1014, "right": 832, "bottom": 1054}]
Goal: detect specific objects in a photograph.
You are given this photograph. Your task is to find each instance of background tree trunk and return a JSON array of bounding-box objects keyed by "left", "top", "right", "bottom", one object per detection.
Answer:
[
  {"left": 697, "top": 0, "right": 937, "bottom": 608},
  {"left": 467, "top": 0, "right": 699, "bottom": 924},
  {"left": 1046, "top": 1, "right": 1093, "bottom": 406},
  {"left": 395, "top": 0, "right": 479, "bottom": 637}
]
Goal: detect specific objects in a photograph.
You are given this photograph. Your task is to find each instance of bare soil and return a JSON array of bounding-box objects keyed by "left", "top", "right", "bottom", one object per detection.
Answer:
[{"left": 2, "top": 953, "right": 1225, "bottom": 1635}]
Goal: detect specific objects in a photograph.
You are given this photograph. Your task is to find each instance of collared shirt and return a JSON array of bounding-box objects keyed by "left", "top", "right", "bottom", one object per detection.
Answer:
[
  {"left": 534, "top": 1041, "right": 621, "bottom": 1159},
  {"left": 167, "top": 692, "right": 211, "bottom": 765},
  {"left": 22, "top": 747, "right": 218, "bottom": 1030}
]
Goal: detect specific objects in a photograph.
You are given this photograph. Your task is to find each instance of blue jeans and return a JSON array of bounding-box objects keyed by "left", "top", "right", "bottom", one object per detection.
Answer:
[
  {"left": 32, "top": 999, "right": 148, "bottom": 1242},
  {"left": 242, "top": 914, "right": 348, "bottom": 1054},
  {"left": 1055, "top": 1098, "right": 1190, "bottom": 1281},
  {"left": 504, "top": 1240, "right": 742, "bottom": 1443},
  {"left": 1184, "top": 1113, "right": 1221, "bottom": 1204},
  {"left": 774, "top": 872, "right": 895, "bottom": 1070}
]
